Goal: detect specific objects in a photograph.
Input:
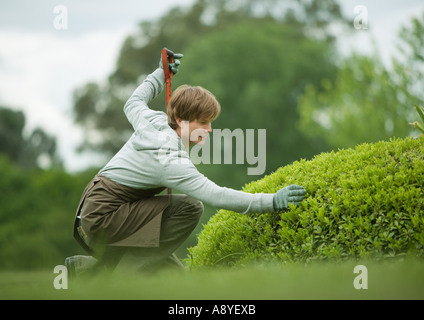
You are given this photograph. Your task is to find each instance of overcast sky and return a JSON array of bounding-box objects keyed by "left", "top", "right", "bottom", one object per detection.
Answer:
[{"left": 0, "top": 0, "right": 423, "bottom": 171}]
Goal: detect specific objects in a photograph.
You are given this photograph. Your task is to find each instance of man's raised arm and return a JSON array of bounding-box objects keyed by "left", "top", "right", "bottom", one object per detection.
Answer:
[
  {"left": 123, "top": 68, "right": 165, "bottom": 130},
  {"left": 124, "top": 51, "right": 183, "bottom": 130}
]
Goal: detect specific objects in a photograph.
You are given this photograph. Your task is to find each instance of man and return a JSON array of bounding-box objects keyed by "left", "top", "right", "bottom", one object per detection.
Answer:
[{"left": 66, "top": 50, "right": 306, "bottom": 276}]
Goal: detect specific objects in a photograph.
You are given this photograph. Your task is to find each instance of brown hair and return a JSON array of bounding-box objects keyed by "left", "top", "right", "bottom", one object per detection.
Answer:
[{"left": 167, "top": 85, "right": 221, "bottom": 129}]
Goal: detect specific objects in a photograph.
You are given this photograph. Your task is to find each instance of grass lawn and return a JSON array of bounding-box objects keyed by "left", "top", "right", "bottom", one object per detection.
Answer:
[{"left": 1, "top": 257, "right": 423, "bottom": 300}]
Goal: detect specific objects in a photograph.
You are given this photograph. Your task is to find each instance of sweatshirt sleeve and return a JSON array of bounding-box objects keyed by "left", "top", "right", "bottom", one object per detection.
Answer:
[
  {"left": 160, "top": 151, "right": 275, "bottom": 214},
  {"left": 123, "top": 68, "right": 165, "bottom": 130}
]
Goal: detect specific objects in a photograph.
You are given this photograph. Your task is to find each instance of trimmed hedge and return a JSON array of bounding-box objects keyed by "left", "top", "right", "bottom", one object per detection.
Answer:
[{"left": 186, "top": 137, "right": 424, "bottom": 268}]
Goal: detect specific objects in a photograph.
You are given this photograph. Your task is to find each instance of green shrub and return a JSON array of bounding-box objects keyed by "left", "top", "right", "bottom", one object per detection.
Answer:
[{"left": 186, "top": 137, "right": 424, "bottom": 269}]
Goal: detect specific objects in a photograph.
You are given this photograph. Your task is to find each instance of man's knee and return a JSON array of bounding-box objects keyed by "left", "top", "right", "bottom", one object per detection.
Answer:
[
  {"left": 185, "top": 196, "right": 204, "bottom": 214},
  {"left": 170, "top": 195, "right": 203, "bottom": 221},
  {"left": 181, "top": 195, "right": 204, "bottom": 219}
]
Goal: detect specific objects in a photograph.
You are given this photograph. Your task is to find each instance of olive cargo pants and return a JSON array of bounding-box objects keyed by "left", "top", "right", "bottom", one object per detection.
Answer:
[
  {"left": 99, "top": 194, "right": 204, "bottom": 272},
  {"left": 74, "top": 175, "right": 203, "bottom": 272}
]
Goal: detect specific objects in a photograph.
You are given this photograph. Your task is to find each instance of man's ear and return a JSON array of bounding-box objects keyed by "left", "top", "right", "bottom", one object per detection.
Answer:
[{"left": 176, "top": 118, "right": 183, "bottom": 127}]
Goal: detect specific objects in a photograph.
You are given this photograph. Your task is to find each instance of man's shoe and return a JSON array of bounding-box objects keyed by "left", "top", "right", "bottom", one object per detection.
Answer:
[{"left": 65, "top": 255, "right": 98, "bottom": 279}]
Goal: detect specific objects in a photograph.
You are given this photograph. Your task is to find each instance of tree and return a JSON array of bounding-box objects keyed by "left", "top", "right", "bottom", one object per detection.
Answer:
[
  {"left": 72, "top": 0, "right": 348, "bottom": 164},
  {"left": 0, "top": 154, "right": 95, "bottom": 269},
  {"left": 0, "top": 106, "right": 25, "bottom": 162},
  {"left": 0, "top": 107, "right": 61, "bottom": 169},
  {"left": 298, "top": 12, "right": 424, "bottom": 149},
  {"left": 297, "top": 53, "right": 413, "bottom": 148},
  {"left": 392, "top": 11, "right": 424, "bottom": 123}
]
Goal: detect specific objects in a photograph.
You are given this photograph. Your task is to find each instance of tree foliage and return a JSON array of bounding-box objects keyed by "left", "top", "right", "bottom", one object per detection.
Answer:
[
  {"left": 298, "top": 53, "right": 414, "bottom": 148},
  {"left": 298, "top": 11, "right": 424, "bottom": 149},
  {"left": 0, "top": 155, "right": 95, "bottom": 269},
  {"left": 0, "top": 107, "right": 61, "bottom": 169}
]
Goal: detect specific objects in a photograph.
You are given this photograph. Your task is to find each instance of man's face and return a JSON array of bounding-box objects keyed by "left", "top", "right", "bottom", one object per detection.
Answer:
[{"left": 177, "top": 119, "right": 212, "bottom": 146}]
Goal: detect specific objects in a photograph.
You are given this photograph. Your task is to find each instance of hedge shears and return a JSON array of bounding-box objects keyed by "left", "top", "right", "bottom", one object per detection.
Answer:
[
  {"left": 161, "top": 47, "right": 175, "bottom": 195},
  {"left": 161, "top": 47, "right": 175, "bottom": 111}
]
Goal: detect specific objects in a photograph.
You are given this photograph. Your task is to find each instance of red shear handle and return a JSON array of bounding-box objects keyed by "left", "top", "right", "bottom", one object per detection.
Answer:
[
  {"left": 162, "top": 48, "right": 174, "bottom": 108},
  {"left": 162, "top": 48, "right": 175, "bottom": 196}
]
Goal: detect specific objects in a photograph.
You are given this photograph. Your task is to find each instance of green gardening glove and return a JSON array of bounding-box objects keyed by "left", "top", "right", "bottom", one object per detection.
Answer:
[
  {"left": 159, "top": 51, "right": 184, "bottom": 74},
  {"left": 273, "top": 185, "right": 306, "bottom": 211}
]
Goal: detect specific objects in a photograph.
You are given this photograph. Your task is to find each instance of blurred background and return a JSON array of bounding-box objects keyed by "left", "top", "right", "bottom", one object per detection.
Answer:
[{"left": 0, "top": 0, "right": 423, "bottom": 269}]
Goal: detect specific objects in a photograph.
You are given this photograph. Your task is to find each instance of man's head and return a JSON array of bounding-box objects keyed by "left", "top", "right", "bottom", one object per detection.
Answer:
[{"left": 167, "top": 85, "right": 221, "bottom": 145}]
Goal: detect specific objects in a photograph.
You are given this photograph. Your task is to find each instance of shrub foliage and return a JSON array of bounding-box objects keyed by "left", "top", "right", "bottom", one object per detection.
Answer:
[{"left": 187, "top": 137, "right": 424, "bottom": 268}]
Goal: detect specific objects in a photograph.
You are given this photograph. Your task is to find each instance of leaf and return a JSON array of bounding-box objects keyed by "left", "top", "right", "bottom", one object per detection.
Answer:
[
  {"left": 409, "top": 121, "right": 424, "bottom": 134},
  {"left": 415, "top": 105, "right": 424, "bottom": 123}
]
